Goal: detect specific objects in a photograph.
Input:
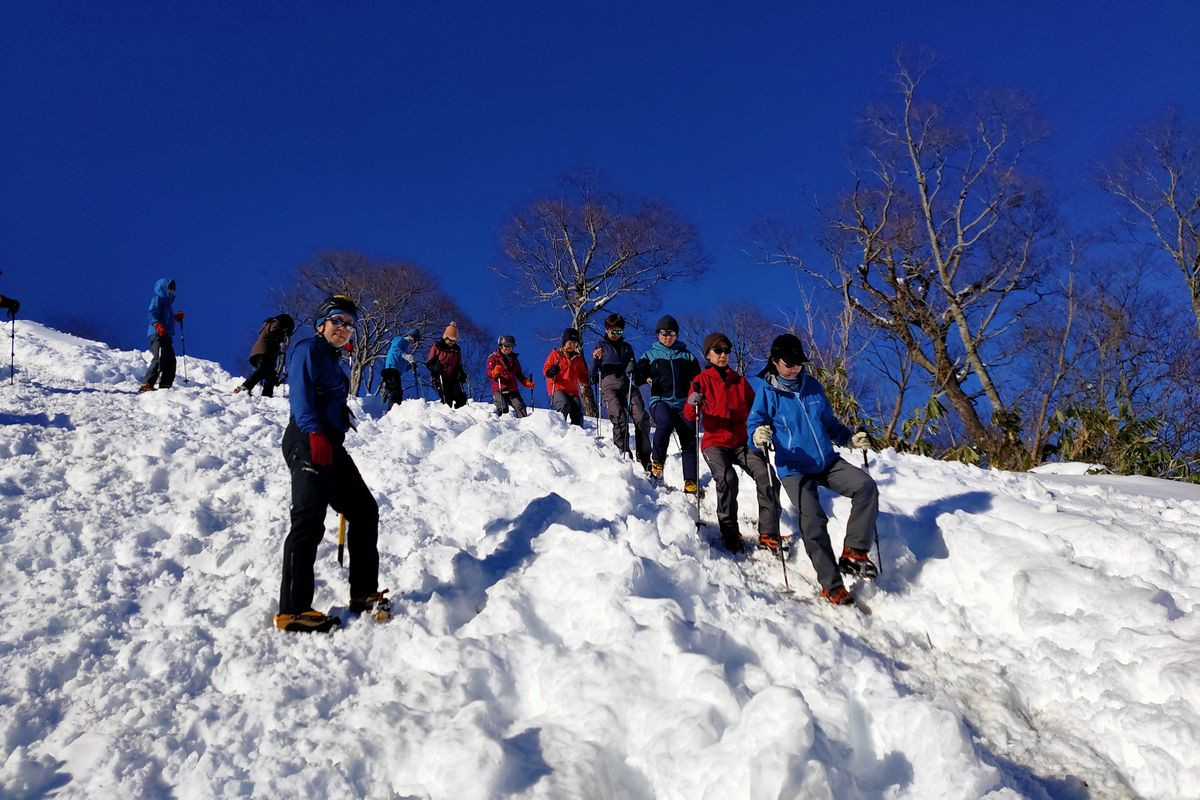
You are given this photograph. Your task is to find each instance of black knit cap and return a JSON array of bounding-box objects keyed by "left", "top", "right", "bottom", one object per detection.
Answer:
[
  {"left": 702, "top": 332, "right": 732, "bottom": 355},
  {"left": 562, "top": 327, "right": 581, "bottom": 345},
  {"left": 769, "top": 333, "right": 808, "bottom": 364},
  {"left": 655, "top": 314, "right": 679, "bottom": 333}
]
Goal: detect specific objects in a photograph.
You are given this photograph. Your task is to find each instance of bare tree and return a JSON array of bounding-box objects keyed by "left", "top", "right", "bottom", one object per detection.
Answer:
[
  {"left": 1101, "top": 109, "right": 1200, "bottom": 338},
  {"left": 773, "top": 50, "right": 1059, "bottom": 466}
]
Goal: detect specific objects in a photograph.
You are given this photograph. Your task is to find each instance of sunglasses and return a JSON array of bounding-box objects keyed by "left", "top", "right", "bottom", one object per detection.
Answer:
[
  {"left": 500, "top": 343, "right": 513, "bottom": 348},
  {"left": 607, "top": 329, "right": 624, "bottom": 335},
  {"left": 777, "top": 356, "right": 805, "bottom": 368},
  {"left": 711, "top": 346, "right": 732, "bottom": 355},
  {"left": 657, "top": 330, "right": 677, "bottom": 337},
  {"left": 325, "top": 316, "right": 354, "bottom": 329}
]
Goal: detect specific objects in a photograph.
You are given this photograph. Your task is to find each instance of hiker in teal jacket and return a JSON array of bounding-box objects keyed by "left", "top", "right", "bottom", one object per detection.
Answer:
[{"left": 633, "top": 314, "right": 701, "bottom": 492}]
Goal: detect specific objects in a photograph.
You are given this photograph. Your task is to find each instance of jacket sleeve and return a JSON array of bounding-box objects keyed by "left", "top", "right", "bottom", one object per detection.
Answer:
[
  {"left": 682, "top": 372, "right": 703, "bottom": 422},
  {"left": 746, "top": 386, "right": 772, "bottom": 451},
  {"left": 148, "top": 293, "right": 164, "bottom": 328},
  {"left": 288, "top": 342, "right": 322, "bottom": 434}
]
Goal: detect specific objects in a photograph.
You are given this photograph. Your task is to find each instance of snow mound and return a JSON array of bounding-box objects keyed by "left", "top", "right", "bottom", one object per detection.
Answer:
[{"left": 1, "top": 321, "right": 1197, "bottom": 799}]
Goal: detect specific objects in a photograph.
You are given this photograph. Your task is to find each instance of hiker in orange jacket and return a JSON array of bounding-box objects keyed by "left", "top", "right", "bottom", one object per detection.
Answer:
[{"left": 543, "top": 327, "right": 590, "bottom": 426}]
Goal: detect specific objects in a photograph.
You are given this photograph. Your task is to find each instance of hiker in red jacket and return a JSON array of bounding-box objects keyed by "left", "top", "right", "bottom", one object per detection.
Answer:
[
  {"left": 487, "top": 334, "right": 535, "bottom": 418},
  {"left": 543, "top": 328, "right": 591, "bottom": 426},
  {"left": 684, "top": 332, "right": 780, "bottom": 553}
]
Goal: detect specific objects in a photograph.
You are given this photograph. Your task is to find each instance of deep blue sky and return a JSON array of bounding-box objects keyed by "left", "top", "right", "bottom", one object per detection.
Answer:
[{"left": 2, "top": 2, "right": 1197, "bottom": 378}]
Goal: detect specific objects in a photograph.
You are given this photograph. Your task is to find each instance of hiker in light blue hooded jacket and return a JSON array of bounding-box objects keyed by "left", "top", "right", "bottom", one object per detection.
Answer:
[
  {"left": 746, "top": 333, "right": 878, "bottom": 607},
  {"left": 381, "top": 328, "right": 421, "bottom": 409},
  {"left": 139, "top": 278, "right": 184, "bottom": 393}
]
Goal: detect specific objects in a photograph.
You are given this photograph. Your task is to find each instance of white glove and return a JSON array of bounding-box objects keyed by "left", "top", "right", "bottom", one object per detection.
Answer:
[
  {"left": 851, "top": 431, "right": 871, "bottom": 450},
  {"left": 752, "top": 425, "right": 773, "bottom": 450},
  {"left": 402, "top": 353, "right": 415, "bottom": 364}
]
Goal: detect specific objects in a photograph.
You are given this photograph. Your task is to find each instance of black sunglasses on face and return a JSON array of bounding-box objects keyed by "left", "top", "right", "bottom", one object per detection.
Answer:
[
  {"left": 711, "top": 346, "right": 732, "bottom": 355},
  {"left": 657, "top": 330, "right": 677, "bottom": 337},
  {"left": 778, "top": 356, "right": 804, "bottom": 368}
]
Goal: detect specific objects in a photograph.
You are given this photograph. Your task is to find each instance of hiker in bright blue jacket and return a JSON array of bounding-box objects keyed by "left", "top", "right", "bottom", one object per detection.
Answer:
[
  {"left": 381, "top": 328, "right": 421, "bottom": 409},
  {"left": 746, "top": 333, "right": 878, "bottom": 606},
  {"left": 633, "top": 314, "right": 701, "bottom": 491},
  {"left": 139, "top": 278, "right": 184, "bottom": 393},
  {"left": 276, "top": 295, "right": 387, "bottom": 634}
]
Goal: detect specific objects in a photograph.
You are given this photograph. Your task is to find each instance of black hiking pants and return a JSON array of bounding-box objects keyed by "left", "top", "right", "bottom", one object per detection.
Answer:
[
  {"left": 381, "top": 368, "right": 405, "bottom": 408},
  {"left": 242, "top": 351, "right": 280, "bottom": 396},
  {"left": 702, "top": 444, "right": 780, "bottom": 538},
  {"left": 649, "top": 401, "right": 697, "bottom": 481},
  {"left": 279, "top": 422, "right": 379, "bottom": 614},
  {"left": 143, "top": 335, "right": 176, "bottom": 389}
]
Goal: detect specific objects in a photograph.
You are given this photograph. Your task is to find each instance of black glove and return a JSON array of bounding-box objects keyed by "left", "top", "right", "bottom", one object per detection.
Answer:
[
  {"left": 545, "top": 363, "right": 561, "bottom": 379},
  {"left": 0, "top": 296, "right": 18, "bottom": 319},
  {"left": 426, "top": 357, "right": 443, "bottom": 375}
]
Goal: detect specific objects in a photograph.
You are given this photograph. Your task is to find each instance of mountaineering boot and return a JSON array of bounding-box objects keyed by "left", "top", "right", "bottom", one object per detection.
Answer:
[
  {"left": 649, "top": 461, "right": 664, "bottom": 482},
  {"left": 838, "top": 546, "right": 878, "bottom": 580},
  {"left": 821, "top": 586, "right": 855, "bottom": 606},
  {"left": 349, "top": 589, "right": 392, "bottom": 622},
  {"left": 720, "top": 527, "right": 745, "bottom": 554},
  {"left": 138, "top": 383, "right": 156, "bottom": 393},
  {"left": 757, "top": 531, "right": 781, "bottom": 553},
  {"left": 275, "top": 610, "right": 341, "bottom": 633},
  {"left": 639, "top": 459, "right": 652, "bottom": 475},
  {"left": 683, "top": 480, "right": 698, "bottom": 494}
]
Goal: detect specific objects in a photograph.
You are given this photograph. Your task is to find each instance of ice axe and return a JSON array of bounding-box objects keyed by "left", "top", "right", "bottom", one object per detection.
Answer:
[{"left": 337, "top": 513, "right": 346, "bottom": 567}]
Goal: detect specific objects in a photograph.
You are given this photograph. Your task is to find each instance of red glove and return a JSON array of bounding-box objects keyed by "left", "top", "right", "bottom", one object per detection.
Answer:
[
  {"left": 490, "top": 365, "right": 504, "bottom": 378},
  {"left": 308, "top": 432, "right": 333, "bottom": 466},
  {"left": 174, "top": 311, "right": 184, "bottom": 322},
  {"left": 522, "top": 378, "right": 534, "bottom": 389},
  {"left": 154, "top": 322, "right": 167, "bottom": 337}
]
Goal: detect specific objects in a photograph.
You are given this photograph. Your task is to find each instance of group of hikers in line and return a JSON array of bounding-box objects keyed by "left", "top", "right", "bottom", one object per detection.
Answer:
[{"left": 134, "top": 280, "right": 881, "bottom": 632}]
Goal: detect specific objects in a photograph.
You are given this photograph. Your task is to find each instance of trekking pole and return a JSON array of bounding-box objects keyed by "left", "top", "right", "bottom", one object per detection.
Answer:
[
  {"left": 693, "top": 406, "right": 704, "bottom": 533},
  {"left": 411, "top": 362, "right": 420, "bottom": 400},
  {"left": 179, "top": 320, "right": 188, "bottom": 384},
  {"left": 862, "top": 449, "right": 883, "bottom": 577},
  {"left": 8, "top": 317, "right": 14, "bottom": 385},
  {"left": 763, "top": 443, "right": 793, "bottom": 594},
  {"left": 337, "top": 513, "right": 346, "bottom": 567}
]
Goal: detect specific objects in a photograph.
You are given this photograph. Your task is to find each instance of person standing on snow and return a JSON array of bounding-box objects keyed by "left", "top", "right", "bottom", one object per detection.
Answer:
[
  {"left": 139, "top": 278, "right": 185, "bottom": 393},
  {"left": 746, "top": 333, "right": 877, "bottom": 606},
  {"left": 543, "top": 327, "right": 590, "bottom": 426},
  {"left": 487, "top": 334, "right": 534, "bottom": 418},
  {"left": 633, "top": 314, "right": 701, "bottom": 492},
  {"left": 591, "top": 313, "right": 652, "bottom": 470},
  {"left": 275, "top": 295, "right": 389, "bottom": 633},
  {"left": 426, "top": 321, "right": 468, "bottom": 409},
  {"left": 684, "top": 332, "right": 780, "bottom": 553},
  {"left": 381, "top": 328, "right": 421, "bottom": 409},
  {"left": 0, "top": 292, "right": 19, "bottom": 320},
  {"left": 234, "top": 313, "right": 294, "bottom": 397}
]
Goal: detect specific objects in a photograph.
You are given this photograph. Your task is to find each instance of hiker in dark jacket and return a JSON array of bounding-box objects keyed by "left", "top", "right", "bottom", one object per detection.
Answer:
[
  {"left": 275, "top": 295, "right": 388, "bottom": 633},
  {"left": 235, "top": 314, "right": 294, "bottom": 397},
  {"left": 426, "top": 321, "right": 468, "bottom": 408},
  {"left": 381, "top": 328, "right": 421, "bottom": 409},
  {"left": 487, "top": 335, "right": 534, "bottom": 418},
  {"left": 591, "top": 312, "right": 651, "bottom": 469},
  {"left": 633, "top": 314, "right": 701, "bottom": 491},
  {"left": 746, "top": 333, "right": 877, "bottom": 606},
  {"left": 683, "top": 332, "right": 779, "bottom": 553},
  {"left": 139, "top": 278, "right": 184, "bottom": 393}
]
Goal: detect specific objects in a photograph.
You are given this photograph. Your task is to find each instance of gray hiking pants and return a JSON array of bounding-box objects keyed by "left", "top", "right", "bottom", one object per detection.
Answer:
[
  {"left": 493, "top": 390, "right": 529, "bottom": 418},
  {"left": 599, "top": 374, "right": 650, "bottom": 462},
  {"left": 780, "top": 456, "right": 878, "bottom": 591}
]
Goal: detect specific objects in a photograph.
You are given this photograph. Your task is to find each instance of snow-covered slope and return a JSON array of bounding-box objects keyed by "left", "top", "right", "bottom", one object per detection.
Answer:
[{"left": 1, "top": 322, "right": 1197, "bottom": 799}]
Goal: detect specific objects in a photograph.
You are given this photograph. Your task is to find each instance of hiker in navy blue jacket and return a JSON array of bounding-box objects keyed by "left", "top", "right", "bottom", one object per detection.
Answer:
[
  {"left": 592, "top": 312, "right": 651, "bottom": 469},
  {"left": 746, "top": 333, "right": 877, "bottom": 606},
  {"left": 381, "top": 328, "right": 421, "bottom": 409},
  {"left": 633, "top": 314, "right": 701, "bottom": 492},
  {"left": 275, "top": 295, "right": 388, "bottom": 633},
  {"left": 139, "top": 278, "right": 184, "bottom": 393}
]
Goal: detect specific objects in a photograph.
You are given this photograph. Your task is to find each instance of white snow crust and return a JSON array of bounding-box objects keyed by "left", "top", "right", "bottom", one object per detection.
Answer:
[{"left": 1, "top": 321, "right": 1198, "bottom": 799}]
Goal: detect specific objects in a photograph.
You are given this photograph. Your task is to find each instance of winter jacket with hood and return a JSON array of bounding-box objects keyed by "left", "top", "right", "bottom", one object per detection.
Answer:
[
  {"left": 591, "top": 336, "right": 636, "bottom": 382},
  {"left": 745, "top": 370, "right": 852, "bottom": 478},
  {"left": 249, "top": 317, "right": 291, "bottom": 361},
  {"left": 288, "top": 335, "right": 353, "bottom": 444},
  {"left": 487, "top": 349, "right": 532, "bottom": 394},
  {"left": 634, "top": 340, "right": 700, "bottom": 410},
  {"left": 426, "top": 339, "right": 466, "bottom": 383},
  {"left": 146, "top": 279, "right": 176, "bottom": 339},
  {"left": 543, "top": 348, "right": 590, "bottom": 398},
  {"left": 384, "top": 330, "right": 420, "bottom": 372},
  {"left": 683, "top": 365, "right": 755, "bottom": 450}
]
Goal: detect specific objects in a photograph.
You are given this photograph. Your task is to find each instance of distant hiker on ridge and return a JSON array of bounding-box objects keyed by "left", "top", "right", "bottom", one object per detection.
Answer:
[
  {"left": 488, "top": 334, "right": 534, "bottom": 418},
  {"left": 382, "top": 328, "right": 421, "bottom": 409},
  {"left": 426, "top": 321, "right": 468, "bottom": 409},
  {"left": 543, "top": 327, "right": 590, "bottom": 427},
  {"left": 234, "top": 313, "right": 294, "bottom": 397},
  {"left": 747, "top": 333, "right": 877, "bottom": 606},
  {"left": 139, "top": 278, "right": 184, "bottom": 393},
  {"left": 591, "top": 312, "right": 651, "bottom": 471},
  {"left": 275, "top": 295, "right": 390, "bottom": 633}
]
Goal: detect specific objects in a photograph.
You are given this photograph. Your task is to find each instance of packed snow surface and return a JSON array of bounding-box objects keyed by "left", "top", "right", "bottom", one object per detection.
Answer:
[{"left": 2, "top": 322, "right": 1198, "bottom": 799}]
